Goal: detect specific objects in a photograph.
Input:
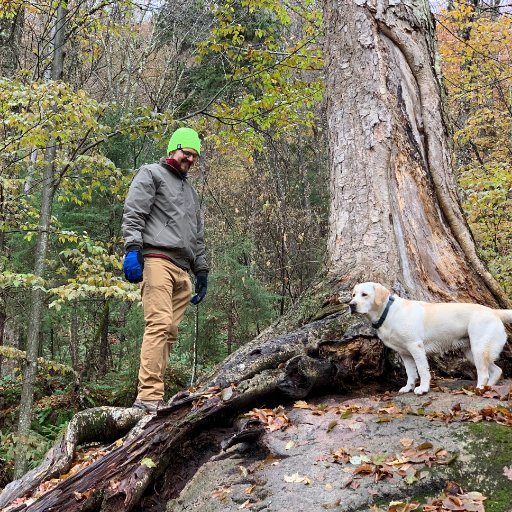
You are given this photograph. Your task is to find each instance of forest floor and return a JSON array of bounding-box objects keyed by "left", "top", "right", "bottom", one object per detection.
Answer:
[{"left": 163, "top": 379, "right": 512, "bottom": 512}]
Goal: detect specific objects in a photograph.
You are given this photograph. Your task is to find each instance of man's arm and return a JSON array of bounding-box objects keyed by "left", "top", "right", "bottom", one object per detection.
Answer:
[
  {"left": 122, "top": 167, "right": 156, "bottom": 251},
  {"left": 192, "top": 207, "right": 208, "bottom": 274}
]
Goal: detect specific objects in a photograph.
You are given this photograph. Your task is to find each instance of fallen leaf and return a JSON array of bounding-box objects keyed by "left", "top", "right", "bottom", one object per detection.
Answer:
[
  {"left": 221, "top": 387, "right": 233, "bottom": 401},
  {"left": 284, "top": 473, "right": 309, "bottom": 484},
  {"left": 141, "top": 457, "right": 156, "bottom": 468},
  {"left": 353, "top": 463, "right": 374, "bottom": 475},
  {"left": 321, "top": 499, "right": 341, "bottom": 509},
  {"left": 404, "top": 472, "right": 418, "bottom": 485},
  {"left": 211, "top": 486, "right": 232, "bottom": 500},
  {"left": 73, "top": 491, "right": 84, "bottom": 501},
  {"left": 327, "top": 420, "right": 338, "bottom": 432},
  {"left": 349, "top": 455, "right": 364, "bottom": 465},
  {"left": 400, "top": 437, "right": 414, "bottom": 447}
]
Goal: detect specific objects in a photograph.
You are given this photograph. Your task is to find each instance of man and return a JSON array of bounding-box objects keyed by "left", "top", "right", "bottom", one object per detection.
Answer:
[{"left": 122, "top": 127, "right": 208, "bottom": 412}]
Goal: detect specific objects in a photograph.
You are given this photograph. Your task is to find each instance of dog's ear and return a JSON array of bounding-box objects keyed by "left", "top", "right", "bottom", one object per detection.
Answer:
[{"left": 373, "top": 284, "right": 389, "bottom": 308}]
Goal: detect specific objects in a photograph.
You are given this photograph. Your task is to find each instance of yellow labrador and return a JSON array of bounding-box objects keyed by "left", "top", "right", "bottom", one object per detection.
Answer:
[{"left": 349, "top": 282, "right": 510, "bottom": 394}]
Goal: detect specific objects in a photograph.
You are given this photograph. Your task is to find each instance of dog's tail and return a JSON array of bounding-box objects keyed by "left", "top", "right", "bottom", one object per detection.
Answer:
[{"left": 496, "top": 310, "right": 512, "bottom": 324}]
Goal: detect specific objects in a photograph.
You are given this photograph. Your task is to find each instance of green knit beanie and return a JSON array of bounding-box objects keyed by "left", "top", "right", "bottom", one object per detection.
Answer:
[{"left": 167, "top": 127, "right": 201, "bottom": 156}]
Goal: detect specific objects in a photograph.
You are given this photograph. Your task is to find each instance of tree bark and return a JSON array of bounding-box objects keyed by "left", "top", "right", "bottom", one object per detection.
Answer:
[
  {"left": 0, "top": 6, "right": 23, "bottom": 78},
  {"left": 324, "top": 0, "right": 510, "bottom": 308},
  {"left": 97, "top": 301, "right": 111, "bottom": 378},
  {"left": 69, "top": 304, "right": 80, "bottom": 371}
]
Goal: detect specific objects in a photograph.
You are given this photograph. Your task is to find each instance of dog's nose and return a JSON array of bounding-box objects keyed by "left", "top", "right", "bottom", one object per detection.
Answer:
[{"left": 348, "top": 302, "right": 356, "bottom": 313}]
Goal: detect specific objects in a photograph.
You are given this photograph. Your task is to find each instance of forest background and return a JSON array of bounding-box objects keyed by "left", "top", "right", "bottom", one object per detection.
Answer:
[{"left": 0, "top": 0, "right": 511, "bottom": 484}]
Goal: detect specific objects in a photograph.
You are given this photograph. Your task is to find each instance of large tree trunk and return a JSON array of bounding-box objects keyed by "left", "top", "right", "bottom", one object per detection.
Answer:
[{"left": 324, "top": 0, "right": 509, "bottom": 308}]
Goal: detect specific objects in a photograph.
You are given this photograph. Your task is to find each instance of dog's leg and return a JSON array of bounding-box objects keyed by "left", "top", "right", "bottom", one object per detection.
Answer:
[
  {"left": 464, "top": 346, "right": 500, "bottom": 387},
  {"left": 398, "top": 353, "right": 418, "bottom": 393},
  {"left": 471, "top": 346, "right": 490, "bottom": 388},
  {"left": 407, "top": 342, "right": 431, "bottom": 394},
  {"left": 468, "top": 320, "right": 507, "bottom": 388},
  {"left": 487, "top": 325, "right": 506, "bottom": 386},
  {"left": 488, "top": 363, "right": 502, "bottom": 386}
]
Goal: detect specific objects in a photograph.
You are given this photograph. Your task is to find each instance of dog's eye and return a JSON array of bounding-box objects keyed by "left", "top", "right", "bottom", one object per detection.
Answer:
[{"left": 362, "top": 293, "right": 368, "bottom": 297}]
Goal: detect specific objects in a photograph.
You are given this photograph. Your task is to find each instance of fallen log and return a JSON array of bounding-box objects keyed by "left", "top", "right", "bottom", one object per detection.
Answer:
[{"left": 0, "top": 311, "right": 386, "bottom": 512}]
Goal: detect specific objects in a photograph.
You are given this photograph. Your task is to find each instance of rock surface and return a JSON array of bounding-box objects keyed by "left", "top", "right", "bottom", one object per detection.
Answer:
[{"left": 167, "top": 380, "right": 512, "bottom": 512}]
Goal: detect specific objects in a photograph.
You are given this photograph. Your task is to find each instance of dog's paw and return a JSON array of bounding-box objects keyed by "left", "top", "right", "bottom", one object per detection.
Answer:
[
  {"left": 414, "top": 386, "right": 429, "bottom": 395},
  {"left": 398, "top": 385, "right": 414, "bottom": 393}
]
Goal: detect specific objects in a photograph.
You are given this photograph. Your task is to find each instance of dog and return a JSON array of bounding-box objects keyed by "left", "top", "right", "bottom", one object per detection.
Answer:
[{"left": 348, "top": 282, "right": 511, "bottom": 394}]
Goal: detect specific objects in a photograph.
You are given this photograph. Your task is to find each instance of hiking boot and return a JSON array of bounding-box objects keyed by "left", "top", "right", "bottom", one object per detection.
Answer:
[{"left": 132, "top": 399, "right": 165, "bottom": 413}]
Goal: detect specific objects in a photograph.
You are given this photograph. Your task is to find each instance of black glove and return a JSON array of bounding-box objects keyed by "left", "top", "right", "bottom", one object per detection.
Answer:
[
  {"left": 191, "top": 271, "right": 208, "bottom": 304},
  {"left": 123, "top": 250, "right": 144, "bottom": 283}
]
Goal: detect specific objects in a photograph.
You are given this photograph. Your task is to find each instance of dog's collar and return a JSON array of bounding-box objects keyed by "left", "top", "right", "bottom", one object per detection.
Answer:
[{"left": 372, "top": 295, "right": 395, "bottom": 329}]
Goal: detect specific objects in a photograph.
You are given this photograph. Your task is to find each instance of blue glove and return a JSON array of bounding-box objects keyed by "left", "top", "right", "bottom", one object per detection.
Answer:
[
  {"left": 123, "top": 250, "right": 144, "bottom": 283},
  {"left": 191, "top": 271, "right": 208, "bottom": 304}
]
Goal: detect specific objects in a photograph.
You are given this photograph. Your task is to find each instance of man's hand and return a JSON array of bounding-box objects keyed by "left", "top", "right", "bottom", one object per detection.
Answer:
[
  {"left": 191, "top": 271, "right": 208, "bottom": 304},
  {"left": 123, "top": 250, "right": 144, "bottom": 283}
]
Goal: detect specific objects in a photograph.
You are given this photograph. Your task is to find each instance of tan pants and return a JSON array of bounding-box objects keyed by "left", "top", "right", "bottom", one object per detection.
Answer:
[{"left": 137, "top": 257, "right": 192, "bottom": 400}]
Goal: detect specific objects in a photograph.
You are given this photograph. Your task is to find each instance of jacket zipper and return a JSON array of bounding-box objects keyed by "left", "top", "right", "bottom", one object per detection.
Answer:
[{"left": 154, "top": 219, "right": 171, "bottom": 240}]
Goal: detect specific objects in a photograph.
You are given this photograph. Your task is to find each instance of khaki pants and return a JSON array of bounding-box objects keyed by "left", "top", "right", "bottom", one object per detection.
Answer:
[{"left": 137, "top": 257, "right": 192, "bottom": 400}]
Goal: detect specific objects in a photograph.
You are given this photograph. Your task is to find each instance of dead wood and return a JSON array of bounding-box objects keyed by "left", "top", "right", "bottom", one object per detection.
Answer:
[
  {"left": 0, "top": 408, "right": 145, "bottom": 510},
  {"left": 0, "top": 311, "right": 386, "bottom": 512}
]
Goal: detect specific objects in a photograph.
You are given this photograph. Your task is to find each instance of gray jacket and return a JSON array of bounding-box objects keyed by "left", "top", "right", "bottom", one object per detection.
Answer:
[{"left": 122, "top": 160, "right": 208, "bottom": 274}]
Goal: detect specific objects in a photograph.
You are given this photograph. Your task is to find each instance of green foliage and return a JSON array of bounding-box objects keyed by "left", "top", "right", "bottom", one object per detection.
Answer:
[
  {"left": 0, "top": 346, "right": 77, "bottom": 378},
  {"left": 0, "top": 431, "right": 51, "bottom": 474},
  {"left": 172, "top": 234, "right": 280, "bottom": 381},
  {"left": 0, "top": 0, "right": 329, "bottom": 477},
  {"left": 197, "top": 0, "right": 323, "bottom": 150},
  {"left": 438, "top": 3, "right": 512, "bottom": 292},
  {"left": 0, "top": 79, "right": 103, "bottom": 153},
  {"left": 211, "top": 234, "right": 280, "bottom": 340},
  {"left": 0, "top": 374, "right": 22, "bottom": 409},
  {"left": 459, "top": 163, "right": 512, "bottom": 293}
]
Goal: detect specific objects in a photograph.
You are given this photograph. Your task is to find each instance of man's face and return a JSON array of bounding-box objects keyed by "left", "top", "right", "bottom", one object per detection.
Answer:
[{"left": 173, "top": 148, "right": 198, "bottom": 173}]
